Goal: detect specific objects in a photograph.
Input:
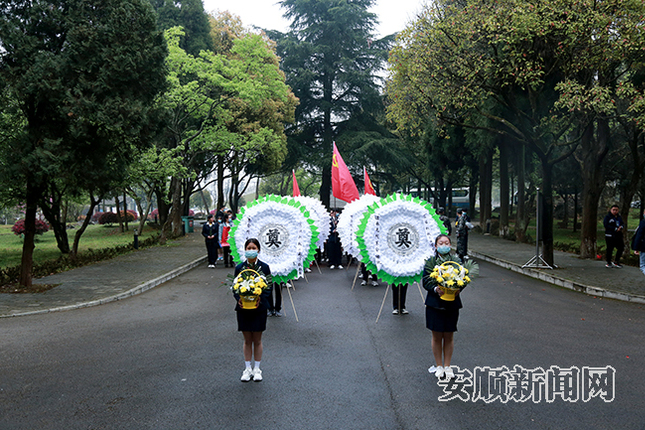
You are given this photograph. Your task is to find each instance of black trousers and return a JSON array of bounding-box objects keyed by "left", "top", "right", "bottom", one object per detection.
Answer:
[
  {"left": 269, "top": 282, "right": 282, "bottom": 311},
  {"left": 361, "top": 263, "right": 377, "bottom": 281},
  {"left": 222, "top": 245, "right": 232, "bottom": 267},
  {"left": 392, "top": 283, "right": 408, "bottom": 310},
  {"left": 605, "top": 235, "right": 624, "bottom": 264},
  {"left": 205, "top": 239, "right": 219, "bottom": 265}
]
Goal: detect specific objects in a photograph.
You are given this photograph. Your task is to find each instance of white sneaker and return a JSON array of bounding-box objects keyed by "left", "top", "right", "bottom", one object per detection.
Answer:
[
  {"left": 208, "top": 264, "right": 214, "bottom": 268},
  {"left": 428, "top": 366, "right": 437, "bottom": 374},
  {"left": 305, "top": 267, "right": 312, "bottom": 273},
  {"left": 371, "top": 281, "right": 379, "bottom": 287},
  {"left": 330, "top": 265, "right": 336, "bottom": 269},
  {"left": 241, "top": 368, "right": 253, "bottom": 382},
  {"left": 338, "top": 265, "right": 344, "bottom": 269},
  {"left": 401, "top": 309, "right": 409, "bottom": 315},
  {"left": 361, "top": 280, "right": 368, "bottom": 286},
  {"left": 444, "top": 366, "right": 454, "bottom": 379},
  {"left": 253, "top": 368, "right": 262, "bottom": 382},
  {"left": 392, "top": 309, "right": 399, "bottom": 315},
  {"left": 435, "top": 366, "right": 445, "bottom": 378}
]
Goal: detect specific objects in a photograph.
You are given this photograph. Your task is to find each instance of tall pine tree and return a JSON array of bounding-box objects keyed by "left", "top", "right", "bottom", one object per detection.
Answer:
[{"left": 269, "top": 0, "right": 390, "bottom": 207}]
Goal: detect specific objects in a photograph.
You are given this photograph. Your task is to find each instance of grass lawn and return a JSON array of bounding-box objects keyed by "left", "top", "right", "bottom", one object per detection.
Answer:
[{"left": 0, "top": 223, "right": 159, "bottom": 268}]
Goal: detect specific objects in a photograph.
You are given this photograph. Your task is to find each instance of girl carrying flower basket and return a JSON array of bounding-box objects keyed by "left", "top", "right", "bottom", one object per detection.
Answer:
[
  {"left": 422, "top": 234, "right": 478, "bottom": 380},
  {"left": 233, "top": 238, "right": 273, "bottom": 382}
]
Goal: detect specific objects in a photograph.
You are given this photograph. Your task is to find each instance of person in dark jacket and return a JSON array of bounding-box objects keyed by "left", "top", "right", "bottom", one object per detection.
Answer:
[
  {"left": 631, "top": 209, "right": 645, "bottom": 276},
  {"left": 437, "top": 207, "right": 451, "bottom": 236},
  {"left": 422, "top": 234, "right": 463, "bottom": 380},
  {"left": 234, "top": 238, "right": 272, "bottom": 382},
  {"left": 201, "top": 214, "right": 220, "bottom": 268},
  {"left": 603, "top": 205, "right": 624, "bottom": 268},
  {"left": 456, "top": 208, "right": 470, "bottom": 261}
]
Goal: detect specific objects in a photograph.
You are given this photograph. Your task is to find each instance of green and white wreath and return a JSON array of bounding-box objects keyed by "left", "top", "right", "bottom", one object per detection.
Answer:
[
  {"left": 230, "top": 195, "right": 319, "bottom": 283},
  {"left": 294, "top": 196, "right": 330, "bottom": 249},
  {"left": 356, "top": 194, "right": 447, "bottom": 285},
  {"left": 336, "top": 194, "right": 381, "bottom": 259}
]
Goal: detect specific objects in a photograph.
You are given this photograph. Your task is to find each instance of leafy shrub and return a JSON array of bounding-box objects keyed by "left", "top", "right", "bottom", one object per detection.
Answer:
[
  {"left": 119, "top": 210, "right": 138, "bottom": 222},
  {"left": 12, "top": 219, "right": 50, "bottom": 236},
  {"left": 0, "top": 234, "right": 160, "bottom": 286},
  {"left": 91, "top": 211, "right": 103, "bottom": 223},
  {"left": 148, "top": 209, "right": 159, "bottom": 220},
  {"left": 98, "top": 212, "right": 119, "bottom": 225}
]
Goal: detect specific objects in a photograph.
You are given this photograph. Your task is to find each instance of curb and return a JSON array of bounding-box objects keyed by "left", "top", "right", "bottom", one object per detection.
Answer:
[
  {"left": 469, "top": 250, "right": 645, "bottom": 305},
  {"left": 1, "top": 256, "right": 208, "bottom": 318}
]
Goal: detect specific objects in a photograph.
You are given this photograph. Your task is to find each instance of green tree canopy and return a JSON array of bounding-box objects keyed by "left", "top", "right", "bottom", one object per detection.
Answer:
[
  {"left": 0, "top": 0, "right": 168, "bottom": 286},
  {"left": 268, "top": 0, "right": 393, "bottom": 207}
]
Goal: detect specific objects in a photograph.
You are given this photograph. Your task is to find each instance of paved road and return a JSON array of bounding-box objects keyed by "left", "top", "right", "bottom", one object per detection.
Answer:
[{"left": 1, "top": 260, "right": 643, "bottom": 429}]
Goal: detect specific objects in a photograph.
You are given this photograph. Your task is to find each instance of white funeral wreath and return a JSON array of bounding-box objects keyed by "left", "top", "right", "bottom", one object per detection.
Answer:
[
  {"left": 230, "top": 195, "right": 319, "bottom": 283},
  {"left": 336, "top": 194, "right": 381, "bottom": 259},
  {"left": 356, "top": 194, "right": 447, "bottom": 285},
  {"left": 294, "top": 195, "right": 330, "bottom": 249}
]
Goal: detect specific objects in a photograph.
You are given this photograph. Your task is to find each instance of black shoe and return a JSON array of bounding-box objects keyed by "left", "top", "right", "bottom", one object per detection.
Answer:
[{"left": 613, "top": 262, "right": 623, "bottom": 268}]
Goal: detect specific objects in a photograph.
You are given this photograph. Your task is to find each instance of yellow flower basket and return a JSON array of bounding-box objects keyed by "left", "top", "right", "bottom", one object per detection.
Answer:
[
  {"left": 430, "top": 261, "right": 471, "bottom": 302},
  {"left": 241, "top": 295, "right": 260, "bottom": 309},
  {"left": 233, "top": 268, "right": 269, "bottom": 310}
]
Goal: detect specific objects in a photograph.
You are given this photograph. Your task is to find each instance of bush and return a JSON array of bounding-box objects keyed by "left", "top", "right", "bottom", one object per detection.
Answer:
[
  {"left": 91, "top": 211, "right": 103, "bottom": 224},
  {"left": 12, "top": 219, "right": 50, "bottom": 236},
  {"left": 148, "top": 209, "right": 159, "bottom": 220},
  {"left": 98, "top": 212, "right": 119, "bottom": 225},
  {"left": 119, "top": 210, "right": 138, "bottom": 222}
]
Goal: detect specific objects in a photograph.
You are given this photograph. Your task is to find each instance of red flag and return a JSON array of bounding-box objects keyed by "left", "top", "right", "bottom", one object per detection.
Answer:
[
  {"left": 364, "top": 166, "right": 376, "bottom": 196},
  {"left": 292, "top": 170, "right": 301, "bottom": 197},
  {"left": 332, "top": 142, "right": 359, "bottom": 203}
]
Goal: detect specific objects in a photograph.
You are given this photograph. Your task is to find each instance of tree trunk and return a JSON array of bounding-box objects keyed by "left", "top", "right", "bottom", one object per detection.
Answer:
[
  {"left": 469, "top": 165, "right": 478, "bottom": 219},
  {"left": 499, "top": 140, "right": 510, "bottom": 238},
  {"left": 72, "top": 193, "right": 100, "bottom": 257},
  {"left": 115, "top": 194, "right": 124, "bottom": 233},
  {"left": 170, "top": 177, "right": 183, "bottom": 237},
  {"left": 19, "top": 184, "right": 39, "bottom": 288},
  {"left": 123, "top": 191, "right": 129, "bottom": 231},
  {"left": 478, "top": 150, "right": 493, "bottom": 226},
  {"left": 320, "top": 72, "right": 333, "bottom": 209},
  {"left": 573, "top": 189, "right": 579, "bottom": 233},
  {"left": 515, "top": 145, "right": 528, "bottom": 242},
  {"left": 578, "top": 121, "right": 609, "bottom": 259},
  {"left": 199, "top": 188, "right": 210, "bottom": 214},
  {"left": 40, "top": 195, "right": 70, "bottom": 254},
  {"left": 217, "top": 155, "right": 225, "bottom": 210}
]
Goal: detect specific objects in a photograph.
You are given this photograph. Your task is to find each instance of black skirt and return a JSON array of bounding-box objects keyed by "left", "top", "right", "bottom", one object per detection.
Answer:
[
  {"left": 236, "top": 307, "right": 267, "bottom": 332},
  {"left": 426, "top": 306, "right": 459, "bottom": 332}
]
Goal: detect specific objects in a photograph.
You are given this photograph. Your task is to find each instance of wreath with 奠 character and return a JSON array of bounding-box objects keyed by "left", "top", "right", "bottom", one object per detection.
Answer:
[
  {"left": 356, "top": 194, "right": 447, "bottom": 285},
  {"left": 230, "top": 195, "right": 319, "bottom": 284}
]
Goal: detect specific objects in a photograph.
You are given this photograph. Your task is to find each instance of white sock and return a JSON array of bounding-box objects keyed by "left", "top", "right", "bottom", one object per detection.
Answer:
[
  {"left": 253, "top": 361, "right": 261, "bottom": 370},
  {"left": 245, "top": 361, "right": 252, "bottom": 370}
]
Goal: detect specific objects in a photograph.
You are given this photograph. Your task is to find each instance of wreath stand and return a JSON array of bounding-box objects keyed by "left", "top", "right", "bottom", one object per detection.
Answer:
[
  {"left": 351, "top": 264, "right": 361, "bottom": 290},
  {"left": 286, "top": 280, "right": 299, "bottom": 322}
]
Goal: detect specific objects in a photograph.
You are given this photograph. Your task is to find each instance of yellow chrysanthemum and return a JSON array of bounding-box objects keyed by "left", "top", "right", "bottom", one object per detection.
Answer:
[
  {"left": 446, "top": 280, "right": 455, "bottom": 287},
  {"left": 240, "top": 286, "right": 248, "bottom": 293},
  {"left": 436, "top": 277, "right": 444, "bottom": 283},
  {"left": 457, "top": 280, "right": 464, "bottom": 287},
  {"left": 253, "top": 288, "right": 262, "bottom": 295},
  {"left": 464, "top": 276, "right": 471, "bottom": 283}
]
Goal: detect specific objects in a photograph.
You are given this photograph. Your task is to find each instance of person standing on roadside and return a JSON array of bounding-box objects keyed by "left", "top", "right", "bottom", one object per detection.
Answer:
[
  {"left": 456, "top": 208, "right": 470, "bottom": 262},
  {"left": 437, "top": 207, "right": 451, "bottom": 236},
  {"left": 631, "top": 208, "right": 645, "bottom": 275},
  {"left": 202, "top": 214, "right": 220, "bottom": 268},
  {"left": 603, "top": 205, "right": 624, "bottom": 268}
]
